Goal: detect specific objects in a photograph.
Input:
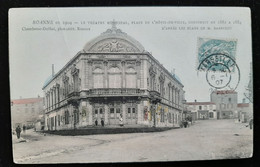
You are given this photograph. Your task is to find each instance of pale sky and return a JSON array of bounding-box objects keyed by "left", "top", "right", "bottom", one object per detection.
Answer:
[{"left": 9, "top": 7, "right": 252, "bottom": 103}]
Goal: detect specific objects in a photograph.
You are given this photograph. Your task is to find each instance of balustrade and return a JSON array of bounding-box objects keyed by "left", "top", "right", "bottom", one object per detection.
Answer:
[{"left": 89, "top": 88, "right": 143, "bottom": 96}]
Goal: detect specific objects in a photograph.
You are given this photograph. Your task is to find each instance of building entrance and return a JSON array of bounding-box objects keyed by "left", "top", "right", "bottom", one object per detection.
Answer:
[
  {"left": 94, "top": 107, "right": 104, "bottom": 126},
  {"left": 109, "top": 107, "right": 121, "bottom": 125},
  {"left": 126, "top": 107, "right": 137, "bottom": 124}
]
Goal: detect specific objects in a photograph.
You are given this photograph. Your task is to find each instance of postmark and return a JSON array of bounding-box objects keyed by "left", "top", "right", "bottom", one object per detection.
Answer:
[
  {"left": 197, "top": 38, "right": 240, "bottom": 90},
  {"left": 197, "top": 38, "right": 237, "bottom": 71}
]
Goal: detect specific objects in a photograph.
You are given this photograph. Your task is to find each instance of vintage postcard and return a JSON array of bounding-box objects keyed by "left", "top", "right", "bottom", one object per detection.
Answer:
[{"left": 9, "top": 7, "right": 253, "bottom": 163}]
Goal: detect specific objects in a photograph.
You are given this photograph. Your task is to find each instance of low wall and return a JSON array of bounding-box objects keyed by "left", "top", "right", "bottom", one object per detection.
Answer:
[{"left": 43, "top": 127, "right": 178, "bottom": 136}]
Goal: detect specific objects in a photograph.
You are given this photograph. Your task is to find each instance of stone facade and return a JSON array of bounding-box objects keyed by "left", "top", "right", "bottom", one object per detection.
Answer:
[
  {"left": 210, "top": 90, "right": 238, "bottom": 119},
  {"left": 186, "top": 102, "right": 217, "bottom": 120},
  {"left": 43, "top": 24, "right": 185, "bottom": 130},
  {"left": 11, "top": 97, "right": 44, "bottom": 128}
]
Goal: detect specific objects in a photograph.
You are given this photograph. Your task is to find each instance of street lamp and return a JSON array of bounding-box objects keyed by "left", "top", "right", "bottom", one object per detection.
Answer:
[
  {"left": 182, "top": 99, "right": 187, "bottom": 121},
  {"left": 150, "top": 91, "right": 161, "bottom": 128}
]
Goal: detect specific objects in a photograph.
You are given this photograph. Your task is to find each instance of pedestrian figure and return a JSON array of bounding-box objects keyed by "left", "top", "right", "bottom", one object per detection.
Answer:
[
  {"left": 101, "top": 119, "right": 104, "bottom": 127},
  {"left": 23, "top": 125, "right": 26, "bottom": 133},
  {"left": 249, "top": 119, "right": 253, "bottom": 129},
  {"left": 119, "top": 114, "right": 123, "bottom": 127},
  {"left": 15, "top": 125, "right": 21, "bottom": 139},
  {"left": 95, "top": 119, "right": 98, "bottom": 126}
]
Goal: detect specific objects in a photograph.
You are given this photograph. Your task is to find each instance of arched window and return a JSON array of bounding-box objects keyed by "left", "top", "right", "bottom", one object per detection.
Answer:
[
  {"left": 93, "top": 67, "right": 103, "bottom": 88},
  {"left": 108, "top": 67, "right": 121, "bottom": 88},
  {"left": 126, "top": 67, "right": 136, "bottom": 88}
]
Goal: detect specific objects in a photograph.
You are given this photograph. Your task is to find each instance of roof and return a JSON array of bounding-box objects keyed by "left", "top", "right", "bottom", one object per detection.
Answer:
[
  {"left": 172, "top": 74, "right": 182, "bottom": 84},
  {"left": 83, "top": 22, "right": 145, "bottom": 53},
  {"left": 185, "top": 102, "right": 215, "bottom": 105},
  {"left": 43, "top": 75, "right": 54, "bottom": 88},
  {"left": 237, "top": 103, "right": 249, "bottom": 108},
  {"left": 213, "top": 90, "right": 237, "bottom": 94},
  {"left": 11, "top": 97, "right": 44, "bottom": 105}
]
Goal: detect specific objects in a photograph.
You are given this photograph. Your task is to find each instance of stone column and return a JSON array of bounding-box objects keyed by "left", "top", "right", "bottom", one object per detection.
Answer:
[
  {"left": 86, "top": 100, "right": 93, "bottom": 125},
  {"left": 121, "top": 60, "right": 126, "bottom": 88},
  {"left": 140, "top": 60, "right": 144, "bottom": 88},
  {"left": 48, "top": 92, "right": 51, "bottom": 110},
  {"left": 87, "top": 59, "right": 93, "bottom": 89},
  {"left": 104, "top": 104, "right": 109, "bottom": 125},
  {"left": 137, "top": 103, "right": 142, "bottom": 124},
  {"left": 54, "top": 87, "right": 56, "bottom": 109},
  {"left": 169, "top": 86, "right": 171, "bottom": 103},
  {"left": 103, "top": 60, "right": 108, "bottom": 88},
  {"left": 51, "top": 90, "right": 53, "bottom": 110},
  {"left": 175, "top": 88, "right": 177, "bottom": 108},
  {"left": 57, "top": 84, "right": 60, "bottom": 107},
  {"left": 172, "top": 86, "right": 174, "bottom": 106},
  {"left": 136, "top": 58, "right": 141, "bottom": 88},
  {"left": 122, "top": 103, "right": 126, "bottom": 124},
  {"left": 46, "top": 93, "right": 48, "bottom": 110}
]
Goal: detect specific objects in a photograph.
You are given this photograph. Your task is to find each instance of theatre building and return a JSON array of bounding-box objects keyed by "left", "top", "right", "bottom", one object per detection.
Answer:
[{"left": 43, "top": 24, "right": 185, "bottom": 130}]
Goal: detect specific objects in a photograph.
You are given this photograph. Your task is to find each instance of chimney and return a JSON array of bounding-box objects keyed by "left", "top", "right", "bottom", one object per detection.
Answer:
[
  {"left": 52, "top": 64, "right": 55, "bottom": 77},
  {"left": 242, "top": 98, "right": 246, "bottom": 103},
  {"left": 194, "top": 99, "right": 197, "bottom": 102}
]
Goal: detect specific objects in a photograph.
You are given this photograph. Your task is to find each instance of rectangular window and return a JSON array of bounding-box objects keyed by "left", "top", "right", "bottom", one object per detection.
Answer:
[
  {"left": 199, "top": 106, "right": 202, "bottom": 110},
  {"left": 116, "top": 108, "right": 120, "bottom": 118},
  {"left": 229, "top": 98, "right": 231, "bottom": 102},
  {"left": 93, "top": 74, "right": 103, "bottom": 88},
  {"left": 110, "top": 108, "right": 115, "bottom": 118},
  {"left": 132, "top": 108, "right": 136, "bottom": 118},
  {"left": 128, "top": 108, "right": 131, "bottom": 117},
  {"left": 95, "top": 109, "right": 98, "bottom": 118},
  {"left": 109, "top": 75, "right": 121, "bottom": 88},
  {"left": 126, "top": 74, "right": 136, "bottom": 88}
]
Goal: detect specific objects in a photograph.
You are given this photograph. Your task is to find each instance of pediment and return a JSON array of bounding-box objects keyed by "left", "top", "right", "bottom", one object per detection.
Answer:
[{"left": 87, "top": 38, "right": 141, "bottom": 53}]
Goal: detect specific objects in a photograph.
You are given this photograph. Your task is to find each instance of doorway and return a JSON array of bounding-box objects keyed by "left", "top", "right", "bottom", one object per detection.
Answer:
[{"left": 94, "top": 108, "right": 104, "bottom": 126}]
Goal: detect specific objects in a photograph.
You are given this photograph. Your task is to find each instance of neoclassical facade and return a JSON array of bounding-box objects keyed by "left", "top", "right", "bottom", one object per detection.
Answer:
[{"left": 43, "top": 24, "right": 185, "bottom": 130}]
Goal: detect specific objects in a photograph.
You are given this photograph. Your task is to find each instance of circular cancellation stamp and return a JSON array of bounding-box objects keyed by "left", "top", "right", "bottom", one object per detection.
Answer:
[{"left": 197, "top": 38, "right": 240, "bottom": 90}]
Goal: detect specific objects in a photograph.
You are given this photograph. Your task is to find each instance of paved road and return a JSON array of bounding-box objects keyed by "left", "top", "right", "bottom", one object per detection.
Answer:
[{"left": 13, "top": 119, "right": 253, "bottom": 163}]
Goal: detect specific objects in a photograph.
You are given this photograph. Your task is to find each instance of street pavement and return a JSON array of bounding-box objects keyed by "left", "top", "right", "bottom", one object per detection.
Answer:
[{"left": 12, "top": 119, "right": 253, "bottom": 164}]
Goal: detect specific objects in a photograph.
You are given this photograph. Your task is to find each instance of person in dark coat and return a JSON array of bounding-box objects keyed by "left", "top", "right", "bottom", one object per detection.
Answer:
[
  {"left": 249, "top": 119, "right": 253, "bottom": 129},
  {"left": 23, "top": 125, "right": 26, "bottom": 133},
  {"left": 16, "top": 125, "right": 21, "bottom": 139}
]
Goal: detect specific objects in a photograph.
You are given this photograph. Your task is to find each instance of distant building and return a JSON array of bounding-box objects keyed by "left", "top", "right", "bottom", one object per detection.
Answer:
[
  {"left": 11, "top": 96, "right": 44, "bottom": 129},
  {"left": 210, "top": 90, "right": 237, "bottom": 119},
  {"left": 185, "top": 101, "right": 217, "bottom": 120},
  {"left": 237, "top": 103, "right": 253, "bottom": 123},
  {"left": 42, "top": 24, "right": 185, "bottom": 130}
]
